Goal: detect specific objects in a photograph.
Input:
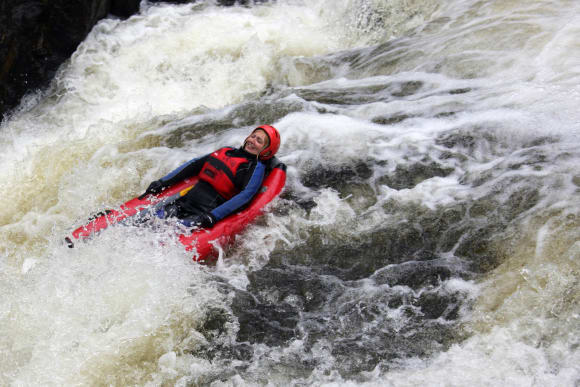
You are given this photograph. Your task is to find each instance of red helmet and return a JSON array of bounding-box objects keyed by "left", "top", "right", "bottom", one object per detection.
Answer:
[{"left": 253, "top": 124, "right": 280, "bottom": 160}]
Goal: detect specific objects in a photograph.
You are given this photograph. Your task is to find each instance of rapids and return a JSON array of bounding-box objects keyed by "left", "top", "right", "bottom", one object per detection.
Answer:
[{"left": 0, "top": 0, "right": 579, "bottom": 385}]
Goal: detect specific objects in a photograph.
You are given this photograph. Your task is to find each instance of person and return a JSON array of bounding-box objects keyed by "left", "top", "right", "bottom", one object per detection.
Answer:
[{"left": 139, "top": 125, "right": 281, "bottom": 229}]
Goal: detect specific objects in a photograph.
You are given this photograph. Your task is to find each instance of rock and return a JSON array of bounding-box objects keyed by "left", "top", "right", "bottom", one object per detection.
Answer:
[
  {"left": 302, "top": 161, "right": 374, "bottom": 190},
  {"left": 110, "top": 0, "right": 140, "bottom": 18},
  {"left": 1, "top": 0, "right": 269, "bottom": 121},
  {"left": 376, "top": 161, "right": 454, "bottom": 190},
  {"left": 0, "top": 0, "right": 141, "bottom": 120},
  {"left": 244, "top": 252, "right": 470, "bottom": 376},
  {"left": 230, "top": 287, "right": 299, "bottom": 346}
]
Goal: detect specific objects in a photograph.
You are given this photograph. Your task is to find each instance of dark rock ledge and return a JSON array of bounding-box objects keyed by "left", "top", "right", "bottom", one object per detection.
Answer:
[{"left": 0, "top": 0, "right": 262, "bottom": 122}]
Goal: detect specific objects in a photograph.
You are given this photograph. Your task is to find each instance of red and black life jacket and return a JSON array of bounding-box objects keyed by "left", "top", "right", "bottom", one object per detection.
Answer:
[{"left": 198, "top": 147, "right": 252, "bottom": 199}]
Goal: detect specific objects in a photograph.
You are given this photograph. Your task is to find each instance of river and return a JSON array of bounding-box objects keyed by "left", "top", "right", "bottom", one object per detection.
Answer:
[{"left": 0, "top": 0, "right": 578, "bottom": 385}]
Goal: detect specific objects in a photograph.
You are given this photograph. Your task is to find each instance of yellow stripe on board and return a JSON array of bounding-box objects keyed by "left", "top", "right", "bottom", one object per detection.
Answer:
[{"left": 180, "top": 186, "right": 194, "bottom": 197}]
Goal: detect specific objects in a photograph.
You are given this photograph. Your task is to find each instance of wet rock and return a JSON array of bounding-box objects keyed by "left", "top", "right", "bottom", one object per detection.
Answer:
[
  {"left": 469, "top": 186, "right": 539, "bottom": 222},
  {"left": 148, "top": 0, "right": 192, "bottom": 4},
  {"left": 377, "top": 161, "right": 454, "bottom": 189},
  {"left": 328, "top": 325, "right": 458, "bottom": 375},
  {"left": 445, "top": 184, "right": 539, "bottom": 273},
  {"left": 300, "top": 160, "right": 378, "bottom": 210},
  {"left": 426, "top": 212, "right": 464, "bottom": 247},
  {"left": 244, "top": 254, "right": 467, "bottom": 375},
  {"left": 199, "top": 306, "right": 231, "bottom": 340},
  {"left": 413, "top": 291, "right": 461, "bottom": 320},
  {"left": 372, "top": 113, "right": 412, "bottom": 125},
  {"left": 342, "top": 38, "right": 410, "bottom": 75},
  {"left": 523, "top": 136, "right": 558, "bottom": 147},
  {"left": 162, "top": 97, "right": 306, "bottom": 147},
  {"left": 454, "top": 224, "right": 503, "bottom": 272},
  {"left": 434, "top": 111, "right": 458, "bottom": 118},
  {"left": 109, "top": 0, "right": 140, "bottom": 18},
  {"left": 0, "top": 0, "right": 143, "bottom": 120},
  {"left": 294, "top": 80, "right": 424, "bottom": 107},
  {"left": 370, "top": 259, "right": 469, "bottom": 289},
  {"left": 247, "top": 264, "right": 343, "bottom": 312},
  {"left": 231, "top": 140, "right": 552, "bottom": 378},
  {"left": 279, "top": 191, "right": 317, "bottom": 211},
  {"left": 270, "top": 200, "right": 472, "bottom": 282},
  {"left": 436, "top": 130, "right": 477, "bottom": 150},
  {"left": 148, "top": 0, "right": 273, "bottom": 7},
  {"left": 295, "top": 88, "right": 385, "bottom": 106},
  {"left": 163, "top": 118, "right": 237, "bottom": 147},
  {"left": 508, "top": 150, "right": 547, "bottom": 170},
  {"left": 295, "top": 77, "right": 423, "bottom": 106},
  {"left": 0, "top": 0, "right": 272, "bottom": 120},
  {"left": 216, "top": 0, "right": 270, "bottom": 5},
  {"left": 302, "top": 161, "right": 373, "bottom": 190},
  {"left": 194, "top": 306, "right": 255, "bottom": 362},
  {"left": 468, "top": 198, "right": 499, "bottom": 218},
  {"left": 268, "top": 227, "right": 423, "bottom": 281},
  {"left": 448, "top": 88, "right": 472, "bottom": 95},
  {"left": 198, "top": 340, "right": 254, "bottom": 363},
  {"left": 229, "top": 194, "right": 483, "bottom": 376},
  {"left": 192, "top": 279, "right": 300, "bottom": 362},
  {"left": 390, "top": 80, "right": 423, "bottom": 97},
  {"left": 230, "top": 288, "right": 299, "bottom": 346}
]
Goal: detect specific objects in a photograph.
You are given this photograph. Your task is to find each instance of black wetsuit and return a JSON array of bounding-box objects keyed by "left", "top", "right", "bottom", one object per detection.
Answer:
[{"left": 156, "top": 147, "right": 266, "bottom": 223}]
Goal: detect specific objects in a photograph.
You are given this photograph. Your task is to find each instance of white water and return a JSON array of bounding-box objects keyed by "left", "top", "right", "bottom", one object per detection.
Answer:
[{"left": 1, "top": 0, "right": 579, "bottom": 385}]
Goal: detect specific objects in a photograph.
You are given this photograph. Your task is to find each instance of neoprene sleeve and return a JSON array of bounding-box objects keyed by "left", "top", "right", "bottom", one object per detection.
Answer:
[
  {"left": 210, "top": 161, "right": 265, "bottom": 221},
  {"left": 159, "top": 154, "right": 209, "bottom": 186}
]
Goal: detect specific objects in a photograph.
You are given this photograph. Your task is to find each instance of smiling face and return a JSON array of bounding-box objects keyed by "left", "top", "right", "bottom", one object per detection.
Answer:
[{"left": 243, "top": 129, "right": 269, "bottom": 156}]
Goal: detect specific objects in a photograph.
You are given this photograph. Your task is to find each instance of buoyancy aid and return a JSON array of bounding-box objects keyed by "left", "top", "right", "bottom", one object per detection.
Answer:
[{"left": 198, "top": 147, "right": 252, "bottom": 200}]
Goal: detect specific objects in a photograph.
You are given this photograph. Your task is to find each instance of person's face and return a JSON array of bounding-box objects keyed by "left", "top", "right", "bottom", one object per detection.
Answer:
[{"left": 244, "top": 129, "right": 269, "bottom": 155}]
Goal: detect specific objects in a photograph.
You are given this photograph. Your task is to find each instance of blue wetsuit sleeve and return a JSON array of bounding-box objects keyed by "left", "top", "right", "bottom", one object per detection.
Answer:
[
  {"left": 210, "top": 161, "right": 266, "bottom": 221},
  {"left": 159, "top": 153, "right": 210, "bottom": 187}
]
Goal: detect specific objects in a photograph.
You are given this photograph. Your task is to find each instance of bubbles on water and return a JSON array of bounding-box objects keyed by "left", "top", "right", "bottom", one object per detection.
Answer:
[{"left": 0, "top": 223, "right": 232, "bottom": 385}]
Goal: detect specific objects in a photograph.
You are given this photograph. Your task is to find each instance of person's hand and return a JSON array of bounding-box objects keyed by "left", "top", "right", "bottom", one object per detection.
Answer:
[
  {"left": 138, "top": 180, "right": 165, "bottom": 199},
  {"left": 181, "top": 213, "right": 216, "bottom": 228}
]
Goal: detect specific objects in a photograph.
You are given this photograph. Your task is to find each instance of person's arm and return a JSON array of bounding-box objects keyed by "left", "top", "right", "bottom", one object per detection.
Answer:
[
  {"left": 209, "top": 162, "right": 266, "bottom": 221},
  {"left": 140, "top": 153, "right": 210, "bottom": 198},
  {"left": 159, "top": 154, "right": 210, "bottom": 187}
]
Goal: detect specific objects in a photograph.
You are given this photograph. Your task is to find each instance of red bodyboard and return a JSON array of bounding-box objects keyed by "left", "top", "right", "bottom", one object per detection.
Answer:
[{"left": 67, "top": 166, "right": 286, "bottom": 262}]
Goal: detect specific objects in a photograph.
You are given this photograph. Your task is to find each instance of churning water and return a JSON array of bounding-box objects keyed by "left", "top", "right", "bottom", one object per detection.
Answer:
[{"left": 1, "top": 0, "right": 579, "bottom": 385}]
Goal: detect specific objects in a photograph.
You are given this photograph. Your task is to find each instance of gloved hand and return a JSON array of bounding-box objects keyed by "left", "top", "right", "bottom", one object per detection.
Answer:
[
  {"left": 180, "top": 213, "right": 216, "bottom": 228},
  {"left": 139, "top": 180, "right": 165, "bottom": 199}
]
